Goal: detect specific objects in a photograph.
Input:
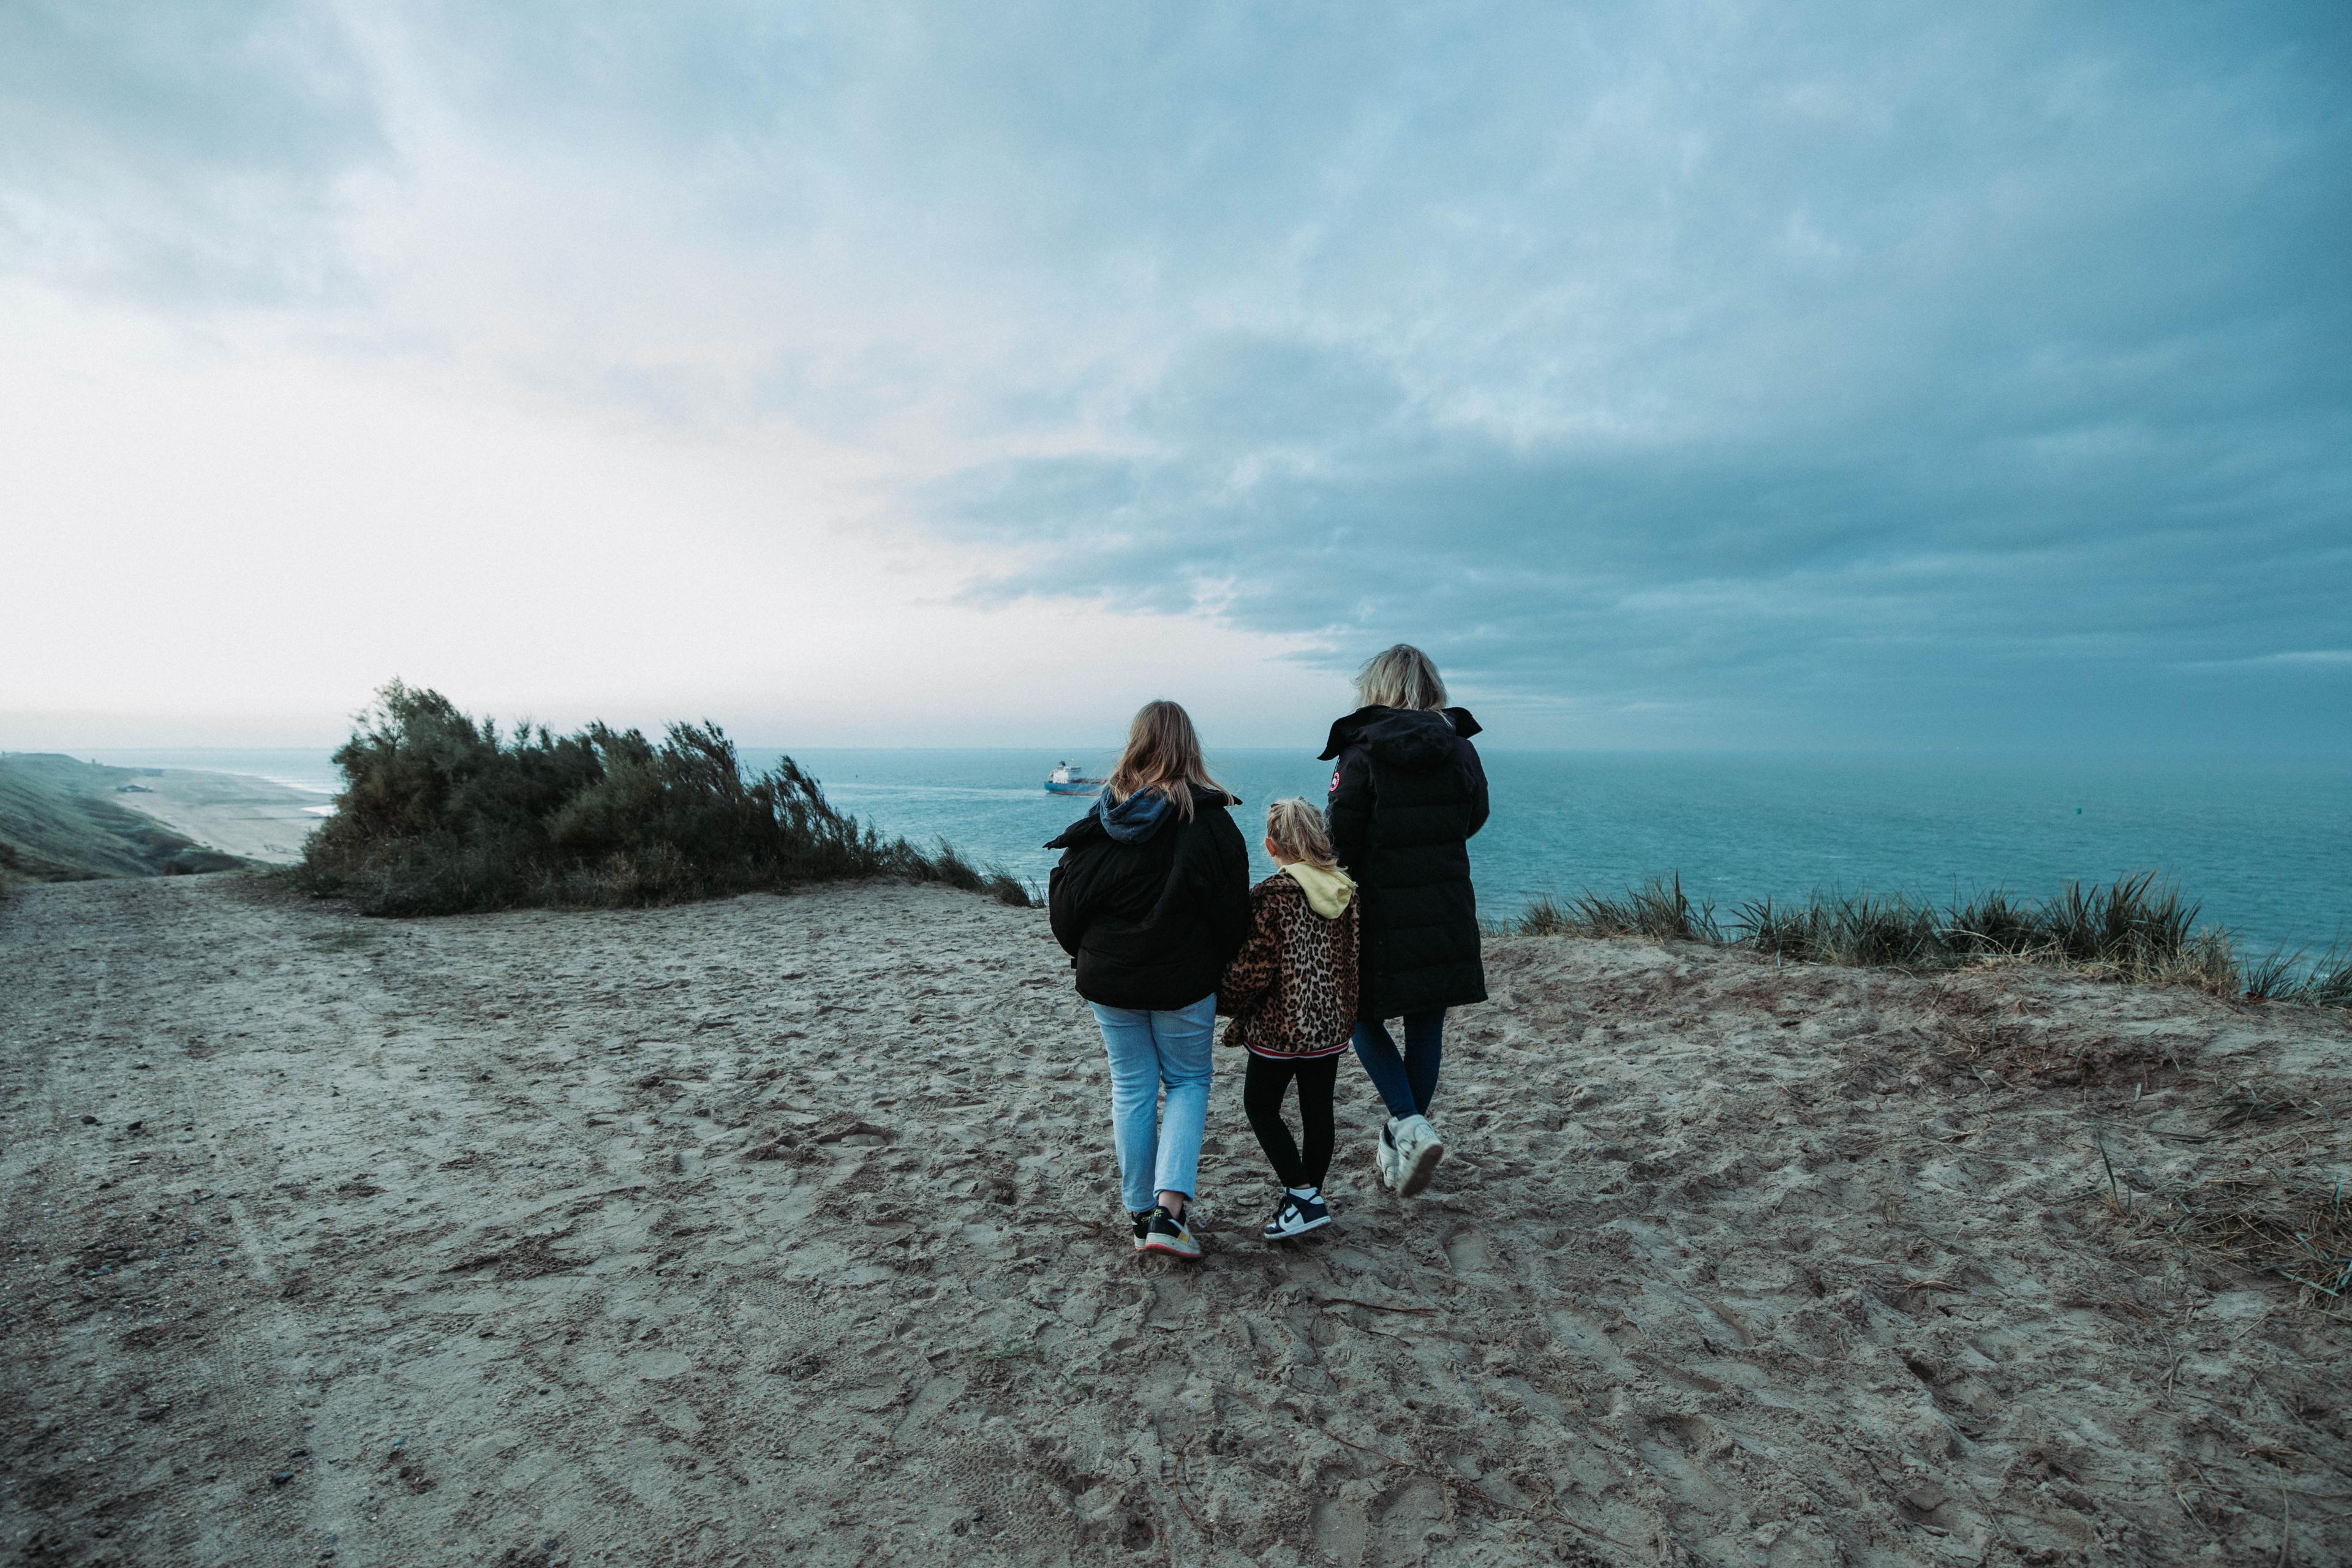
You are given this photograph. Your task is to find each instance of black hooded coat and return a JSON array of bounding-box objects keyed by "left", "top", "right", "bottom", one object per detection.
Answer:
[
  {"left": 1321, "top": 706, "right": 1490, "bottom": 1019},
  {"left": 1046, "top": 787, "right": 1252, "bottom": 1011}
]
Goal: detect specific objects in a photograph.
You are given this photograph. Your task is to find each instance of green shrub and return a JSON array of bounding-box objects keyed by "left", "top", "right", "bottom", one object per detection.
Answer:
[{"left": 292, "top": 682, "right": 1036, "bottom": 916}]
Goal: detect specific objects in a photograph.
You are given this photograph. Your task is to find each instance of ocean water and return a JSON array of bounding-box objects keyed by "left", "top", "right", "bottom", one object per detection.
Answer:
[
  {"left": 773, "top": 749, "right": 2352, "bottom": 962},
  {"left": 84, "top": 745, "right": 2351, "bottom": 960}
]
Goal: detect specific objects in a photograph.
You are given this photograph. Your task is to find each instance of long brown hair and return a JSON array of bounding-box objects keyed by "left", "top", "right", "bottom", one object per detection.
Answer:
[{"left": 1107, "top": 699, "right": 1227, "bottom": 821}]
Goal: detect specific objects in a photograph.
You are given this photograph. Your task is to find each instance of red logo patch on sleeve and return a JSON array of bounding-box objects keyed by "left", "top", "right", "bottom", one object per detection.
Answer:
[{"left": 1329, "top": 768, "right": 1341, "bottom": 796}]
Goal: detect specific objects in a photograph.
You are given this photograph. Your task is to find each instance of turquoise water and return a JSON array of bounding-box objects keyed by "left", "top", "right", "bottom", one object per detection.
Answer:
[
  {"left": 87, "top": 745, "right": 2351, "bottom": 960},
  {"left": 769, "top": 748, "right": 2351, "bottom": 963}
]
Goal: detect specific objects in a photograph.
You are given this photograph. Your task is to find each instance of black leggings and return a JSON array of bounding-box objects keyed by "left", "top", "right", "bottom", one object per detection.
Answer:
[{"left": 1243, "top": 1052, "right": 1341, "bottom": 1192}]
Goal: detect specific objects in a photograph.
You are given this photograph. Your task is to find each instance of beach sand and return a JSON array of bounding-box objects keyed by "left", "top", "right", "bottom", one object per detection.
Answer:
[
  {"left": 106, "top": 769, "right": 331, "bottom": 865},
  {"left": 3, "top": 875, "right": 2346, "bottom": 1566}
]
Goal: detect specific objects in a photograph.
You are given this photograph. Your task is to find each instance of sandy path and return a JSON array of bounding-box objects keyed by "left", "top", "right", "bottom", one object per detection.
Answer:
[{"left": 2, "top": 876, "right": 2346, "bottom": 1567}]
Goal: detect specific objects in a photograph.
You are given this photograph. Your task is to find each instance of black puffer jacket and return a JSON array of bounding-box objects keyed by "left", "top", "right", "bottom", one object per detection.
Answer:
[
  {"left": 1322, "top": 706, "right": 1490, "bottom": 1019},
  {"left": 1046, "top": 788, "right": 1252, "bottom": 1011}
]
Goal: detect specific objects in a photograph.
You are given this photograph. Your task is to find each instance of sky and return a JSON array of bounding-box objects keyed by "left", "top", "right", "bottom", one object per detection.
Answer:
[{"left": 2, "top": 1, "right": 2346, "bottom": 753}]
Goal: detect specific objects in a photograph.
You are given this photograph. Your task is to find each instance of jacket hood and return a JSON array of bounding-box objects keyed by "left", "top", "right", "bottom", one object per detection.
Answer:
[
  {"left": 1280, "top": 861, "right": 1357, "bottom": 919},
  {"left": 1317, "top": 705, "right": 1482, "bottom": 766}
]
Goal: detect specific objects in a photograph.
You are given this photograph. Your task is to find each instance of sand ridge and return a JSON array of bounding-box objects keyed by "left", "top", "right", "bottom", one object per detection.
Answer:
[{"left": 1, "top": 875, "right": 2346, "bottom": 1566}]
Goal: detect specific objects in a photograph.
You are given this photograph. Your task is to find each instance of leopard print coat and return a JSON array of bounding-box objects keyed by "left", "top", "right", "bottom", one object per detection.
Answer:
[{"left": 1217, "top": 873, "right": 1360, "bottom": 1058}]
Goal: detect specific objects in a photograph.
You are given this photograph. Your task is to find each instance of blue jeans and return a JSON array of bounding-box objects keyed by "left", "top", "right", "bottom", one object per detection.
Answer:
[
  {"left": 1352, "top": 1009, "right": 1445, "bottom": 1120},
  {"left": 1090, "top": 994, "right": 1216, "bottom": 1213}
]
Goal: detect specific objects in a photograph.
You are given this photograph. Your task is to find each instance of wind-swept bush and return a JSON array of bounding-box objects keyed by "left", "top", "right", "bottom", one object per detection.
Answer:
[
  {"left": 1498, "top": 870, "right": 2347, "bottom": 1010},
  {"left": 292, "top": 683, "right": 1035, "bottom": 916}
]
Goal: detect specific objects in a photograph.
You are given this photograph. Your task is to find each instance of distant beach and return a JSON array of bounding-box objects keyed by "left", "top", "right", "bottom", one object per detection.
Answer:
[{"left": 54, "top": 752, "right": 336, "bottom": 867}]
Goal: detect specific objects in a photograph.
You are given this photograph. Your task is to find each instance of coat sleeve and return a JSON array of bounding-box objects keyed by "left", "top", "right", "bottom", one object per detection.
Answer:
[
  {"left": 1204, "top": 812, "right": 1254, "bottom": 968},
  {"left": 1462, "top": 745, "right": 1490, "bottom": 840},
  {"left": 1327, "top": 747, "right": 1373, "bottom": 874},
  {"left": 1047, "top": 859, "right": 1085, "bottom": 959},
  {"left": 1217, "top": 886, "right": 1281, "bottom": 1017}
]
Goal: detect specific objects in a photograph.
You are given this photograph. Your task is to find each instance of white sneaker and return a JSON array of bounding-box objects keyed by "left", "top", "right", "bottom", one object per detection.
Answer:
[
  {"left": 1393, "top": 1114, "right": 1444, "bottom": 1197},
  {"left": 1374, "top": 1123, "right": 1403, "bottom": 1191}
]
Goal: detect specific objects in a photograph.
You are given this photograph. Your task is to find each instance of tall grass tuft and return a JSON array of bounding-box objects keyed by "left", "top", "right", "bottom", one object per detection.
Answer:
[
  {"left": 292, "top": 682, "right": 1037, "bottom": 916},
  {"left": 1502, "top": 869, "right": 2348, "bottom": 1010},
  {"left": 2302, "top": 946, "right": 2352, "bottom": 1009},
  {"left": 1542, "top": 874, "right": 1719, "bottom": 943}
]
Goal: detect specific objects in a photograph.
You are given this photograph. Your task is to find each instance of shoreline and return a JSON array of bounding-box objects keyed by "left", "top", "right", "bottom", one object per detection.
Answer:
[{"left": 106, "top": 767, "right": 332, "bottom": 866}]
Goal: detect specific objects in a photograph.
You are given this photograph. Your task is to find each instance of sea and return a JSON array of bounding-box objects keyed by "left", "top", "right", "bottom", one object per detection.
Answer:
[{"left": 82, "top": 745, "right": 2352, "bottom": 962}]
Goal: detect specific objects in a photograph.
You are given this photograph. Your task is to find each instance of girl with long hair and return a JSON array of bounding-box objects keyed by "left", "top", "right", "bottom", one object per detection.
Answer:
[{"left": 1047, "top": 701, "right": 1251, "bottom": 1259}]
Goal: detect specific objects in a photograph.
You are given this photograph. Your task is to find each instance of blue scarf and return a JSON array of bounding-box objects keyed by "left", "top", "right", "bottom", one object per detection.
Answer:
[{"left": 1095, "top": 786, "right": 1173, "bottom": 843}]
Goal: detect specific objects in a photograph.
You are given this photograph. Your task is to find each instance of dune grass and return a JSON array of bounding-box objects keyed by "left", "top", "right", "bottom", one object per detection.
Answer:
[
  {"left": 290, "top": 683, "right": 1035, "bottom": 916},
  {"left": 1498, "top": 870, "right": 2348, "bottom": 1008}
]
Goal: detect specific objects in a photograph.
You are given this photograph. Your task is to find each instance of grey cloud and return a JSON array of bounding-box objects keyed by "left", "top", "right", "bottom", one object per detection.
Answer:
[
  {"left": 0, "top": 0, "right": 383, "bottom": 304},
  {"left": 8, "top": 1, "right": 2344, "bottom": 749},
  {"left": 903, "top": 5, "right": 2352, "bottom": 750}
]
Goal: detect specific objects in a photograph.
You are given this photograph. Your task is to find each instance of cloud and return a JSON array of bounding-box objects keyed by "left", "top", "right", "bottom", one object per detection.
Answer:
[
  {"left": 0, "top": 0, "right": 384, "bottom": 304},
  {"left": 898, "top": 3, "right": 2352, "bottom": 746},
  {"left": 3, "top": 1, "right": 2346, "bottom": 749}
]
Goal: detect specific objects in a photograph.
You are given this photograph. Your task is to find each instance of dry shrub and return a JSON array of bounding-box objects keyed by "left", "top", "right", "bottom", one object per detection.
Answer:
[{"left": 2125, "top": 1166, "right": 2352, "bottom": 1304}]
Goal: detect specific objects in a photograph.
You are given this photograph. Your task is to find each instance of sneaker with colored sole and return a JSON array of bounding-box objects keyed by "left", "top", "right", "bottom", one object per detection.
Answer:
[
  {"left": 1129, "top": 1210, "right": 1153, "bottom": 1251},
  {"left": 1141, "top": 1205, "right": 1202, "bottom": 1259}
]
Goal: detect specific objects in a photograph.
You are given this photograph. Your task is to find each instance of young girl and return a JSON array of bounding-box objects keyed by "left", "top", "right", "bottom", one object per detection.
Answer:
[
  {"left": 1047, "top": 701, "right": 1251, "bottom": 1260},
  {"left": 1218, "top": 798, "right": 1360, "bottom": 1240}
]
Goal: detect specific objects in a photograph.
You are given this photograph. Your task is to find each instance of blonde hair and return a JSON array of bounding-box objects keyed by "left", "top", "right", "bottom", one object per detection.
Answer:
[
  {"left": 1263, "top": 797, "right": 1337, "bottom": 869},
  {"left": 1355, "top": 643, "right": 1448, "bottom": 712},
  {"left": 1107, "top": 699, "right": 1227, "bottom": 821}
]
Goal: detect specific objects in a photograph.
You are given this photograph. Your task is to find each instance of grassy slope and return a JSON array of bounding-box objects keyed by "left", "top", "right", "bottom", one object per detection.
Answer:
[{"left": 0, "top": 754, "right": 246, "bottom": 882}]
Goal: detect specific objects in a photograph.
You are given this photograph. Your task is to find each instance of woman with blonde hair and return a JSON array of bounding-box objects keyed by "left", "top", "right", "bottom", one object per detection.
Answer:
[
  {"left": 1047, "top": 700, "right": 1251, "bottom": 1259},
  {"left": 1322, "top": 644, "right": 1489, "bottom": 1197}
]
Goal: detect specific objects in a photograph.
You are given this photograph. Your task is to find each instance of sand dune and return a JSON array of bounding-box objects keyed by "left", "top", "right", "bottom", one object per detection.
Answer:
[{"left": 2, "top": 875, "right": 2346, "bottom": 1566}]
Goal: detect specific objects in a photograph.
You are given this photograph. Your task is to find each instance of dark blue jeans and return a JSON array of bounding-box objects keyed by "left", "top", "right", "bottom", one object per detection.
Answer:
[{"left": 1352, "top": 1009, "right": 1445, "bottom": 1120}]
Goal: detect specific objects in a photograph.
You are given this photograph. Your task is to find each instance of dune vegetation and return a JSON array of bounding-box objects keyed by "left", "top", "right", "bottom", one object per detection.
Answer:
[
  {"left": 290, "top": 682, "right": 1034, "bottom": 916},
  {"left": 1502, "top": 871, "right": 2352, "bottom": 1008}
]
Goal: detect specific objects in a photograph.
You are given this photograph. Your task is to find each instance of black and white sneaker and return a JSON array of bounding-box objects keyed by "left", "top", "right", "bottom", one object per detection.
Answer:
[
  {"left": 1141, "top": 1205, "right": 1202, "bottom": 1260},
  {"left": 1262, "top": 1188, "right": 1333, "bottom": 1240},
  {"left": 1129, "top": 1210, "right": 1153, "bottom": 1251}
]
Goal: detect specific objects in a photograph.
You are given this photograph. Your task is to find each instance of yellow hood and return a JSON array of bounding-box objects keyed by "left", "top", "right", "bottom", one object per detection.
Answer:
[{"left": 1281, "top": 861, "right": 1357, "bottom": 919}]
